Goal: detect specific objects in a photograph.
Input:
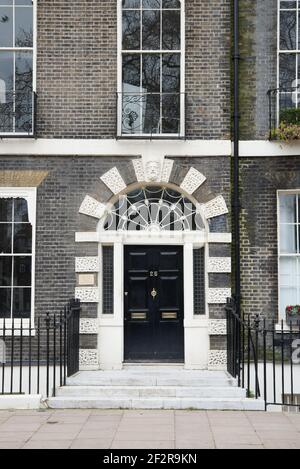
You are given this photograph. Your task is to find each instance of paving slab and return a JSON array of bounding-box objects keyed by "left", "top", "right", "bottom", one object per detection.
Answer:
[
  {"left": 0, "top": 409, "right": 298, "bottom": 449},
  {"left": 111, "top": 440, "right": 175, "bottom": 449},
  {"left": 22, "top": 440, "right": 73, "bottom": 449},
  {"left": 70, "top": 439, "right": 114, "bottom": 449}
]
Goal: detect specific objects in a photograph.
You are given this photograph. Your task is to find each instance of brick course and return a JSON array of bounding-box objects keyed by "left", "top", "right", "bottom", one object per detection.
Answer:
[{"left": 240, "top": 156, "right": 300, "bottom": 321}]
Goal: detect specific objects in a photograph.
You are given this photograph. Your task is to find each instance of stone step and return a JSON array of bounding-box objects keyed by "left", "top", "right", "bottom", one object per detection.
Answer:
[
  {"left": 66, "top": 371, "right": 236, "bottom": 388},
  {"left": 56, "top": 385, "right": 247, "bottom": 399},
  {"left": 47, "top": 396, "right": 265, "bottom": 411}
]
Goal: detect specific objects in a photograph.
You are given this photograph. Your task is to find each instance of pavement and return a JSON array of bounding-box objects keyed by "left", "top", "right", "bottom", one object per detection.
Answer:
[{"left": 0, "top": 409, "right": 299, "bottom": 449}]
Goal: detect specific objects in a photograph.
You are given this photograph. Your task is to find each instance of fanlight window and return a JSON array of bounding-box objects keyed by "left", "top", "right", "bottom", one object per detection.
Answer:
[{"left": 104, "top": 187, "right": 205, "bottom": 232}]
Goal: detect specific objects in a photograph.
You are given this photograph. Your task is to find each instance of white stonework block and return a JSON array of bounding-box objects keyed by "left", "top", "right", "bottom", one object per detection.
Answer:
[
  {"left": 161, "top": 159, "right": 174, "bottom": 183},
  {"left": 180, "top": 168, "right": 206, "bottom": 195},
  {"left": 208, "top": 257, "right": 231, "bottom": 273},
  {"left": 79, "top": 349, "right": 99, "bottom": 367},
  {"left": 75, "top": 287, "right": 99, "bottom": 303},
  {"left": 80, "top": 319, "right": 99, "bottom": 335},
  {"left": 208, "top": 350, "right": 227, "bottom": 370},
  {"left": 209, "top": 320, "right": 227, "bottom": 336},
  {"left": 202, "top": 195, "right": 228, "bottom": 219},
  {"left": 132, "top": 159, "right": 145, "bottom": 182},
  {"left": 100, "top": 167, "right": 127, "bottom": 194},
  {"left": 76, "top": 257, "right": 100, "bottom": 273},
  {"left": 77, "top": 274, "right": 96, "bottom": 287},
  {"left": 208, "top": 288, "right": 231, "bottom": 304},
  {"left": 79, "top": 195, "right": 106, "bottom": 219}
]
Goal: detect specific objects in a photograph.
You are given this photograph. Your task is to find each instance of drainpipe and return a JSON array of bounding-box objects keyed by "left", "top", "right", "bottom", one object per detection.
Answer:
[{"left": 233, "top": 0, "right": 241, "bottom": 316}]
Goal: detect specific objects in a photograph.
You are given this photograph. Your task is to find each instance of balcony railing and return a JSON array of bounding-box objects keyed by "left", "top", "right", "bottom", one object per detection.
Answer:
[
  {"left": 268, "top": 86, "right": 300, "bottom": 141},
  {"left": 0, "top": 91, "right": 37, "bottom": 137},
  {"left": 117, "top": 92, "right": 185, "bottom": 139}
]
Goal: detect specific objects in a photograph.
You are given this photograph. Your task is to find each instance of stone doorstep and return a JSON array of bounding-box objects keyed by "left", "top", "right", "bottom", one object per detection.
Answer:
[
  {"left": 47, "top": 397, "right": 265, "bottom": 411},
  {"left": 56, "top": 385, "right": 246, "bottom": 399}
]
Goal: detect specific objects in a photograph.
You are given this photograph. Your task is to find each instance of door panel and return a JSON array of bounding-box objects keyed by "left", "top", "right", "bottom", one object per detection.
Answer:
[{"left": 124, "top": 245, "right": 184, "bottom": 361}]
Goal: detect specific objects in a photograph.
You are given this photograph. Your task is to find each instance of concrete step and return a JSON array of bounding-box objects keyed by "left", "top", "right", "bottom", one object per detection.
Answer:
[
  {"left": 66, "top": 370, "right": 236, "bottom": 388},
  {"left": 56, "top": 385, "right": 247, "bottom": 399},
  {"left": 47, "top": 396, "right": 265, "bottom": 411}
]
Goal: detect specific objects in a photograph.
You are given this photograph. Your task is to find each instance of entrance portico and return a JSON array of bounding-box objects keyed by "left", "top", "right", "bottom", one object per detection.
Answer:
[{"left": 75, "top": 157, "right": 231, "bottom": 371}]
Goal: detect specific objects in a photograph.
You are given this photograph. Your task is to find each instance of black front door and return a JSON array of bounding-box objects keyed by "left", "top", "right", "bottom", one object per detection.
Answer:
[{"left": 124, "top": 246, "right": 184, "bottom": 362}]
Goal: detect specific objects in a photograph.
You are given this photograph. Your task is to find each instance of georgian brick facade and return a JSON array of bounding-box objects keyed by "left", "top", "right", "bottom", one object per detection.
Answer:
[{"left": 0, "top": 0, "right": 299, "bottom": 371}]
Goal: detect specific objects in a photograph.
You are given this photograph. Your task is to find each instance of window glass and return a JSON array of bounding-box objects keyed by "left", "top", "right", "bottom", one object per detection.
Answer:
[
  {"left": 143, "top": 0, "right": 160, "bottom": 8},
  {"left": 13, "top": 256, "right": 31, "bottom": 286},
  {"left": 13, "top": 288, "right": 31, "bottom": 318},
  {"left": 279, "top": 54, "right": 296, "bottom": 88},
  {"left": 123, "top": 0, "right": 140, "bottom": 7},
  {"left": 280, "top": 194, "right": 297, "bottom": 223},
  {"left": 123, "top": 10, "right": 140, "bottom": 50},
  {"left": 279, "top": 193, "right": 300, "bottom": 319},
  {"left": 0, "top": 197, "right": 33, "bottom": 319},
  {"left": 142, "top": 10, "right": 160, "bottom": 50},
  {"left": 0, "top": 1, "right": 34, "bottom": 134},
  {"left": 0, "top": 198, "right": 13, "bottom": 222},
  {"left": 0, "top": 224, "right": 12, "bottom": 253},
  {"left": 15, "top": 6, "right": 33, "bottom": 47},
  {"left": 162, "top": 53, "right": 180, "bottom": 92},
  {"left": 0, "top": 288, "right": 11, "bottom": 318},
  {"left": 142, "top": 54, "right": 160, "bottom": 92},
  {"left": 14, "top": 198, "right": 29, "bottom": 222},
  {"left": 0, "top": 7, "right": 13, "bottom": 47},
  {"left": 162, "top": 10, "right": 180, "bottom": 50},
  {"left": 121, "top": 0, "right": 182, "bottom": 135},
  {"left": 0, "top": 256, "right": 12, "bottom": 286},
  {"left": 280, "top": 10, "right": 296, "bottom": 50},
  {"left": 15, "top": 0, "right": 32, "bottom": 6},
  {"left": 123, "top": 54, "right": 140, "bottom": 90}
]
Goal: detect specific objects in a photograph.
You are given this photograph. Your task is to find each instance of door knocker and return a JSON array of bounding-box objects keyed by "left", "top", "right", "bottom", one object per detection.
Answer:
[{"left": 151, "top": 288, "right": 158, "bottom": 299}]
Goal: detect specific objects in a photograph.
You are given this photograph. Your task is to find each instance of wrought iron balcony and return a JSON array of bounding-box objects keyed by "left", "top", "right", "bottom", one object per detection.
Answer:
[
  {"left": 117, "top": 92, "right": 185, "bottom": 139},
  {"left": 0, "top": 91, "right": 37, "bottom": 138},
  {"left": 268, "top": 86, "right": 300, "bottom": 141}
]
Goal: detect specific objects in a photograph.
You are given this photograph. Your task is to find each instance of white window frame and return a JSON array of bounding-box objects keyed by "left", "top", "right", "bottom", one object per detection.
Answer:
[
  {"left": 0, "top": 187, "right": 36, "bottom": 331},
  {"left": 277, "top": 0, "right": 300, "bottom": 124},
  {"left": 117, "top": 0, "right": 185, "bottom": 138},
  {"left": 0, "top": 0, "right": 37, "bottom": 137},
  {"left": 277, "top": 189, "right": 300, "bottom": 325}
]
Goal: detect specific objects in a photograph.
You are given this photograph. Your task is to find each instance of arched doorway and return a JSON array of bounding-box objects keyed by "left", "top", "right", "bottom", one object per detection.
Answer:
[
  {"left": 98, "top": 184, "right": 207, "bottom": 364},
  {"left": 76, "top": 159, "right": 231, "bottom": 371}
]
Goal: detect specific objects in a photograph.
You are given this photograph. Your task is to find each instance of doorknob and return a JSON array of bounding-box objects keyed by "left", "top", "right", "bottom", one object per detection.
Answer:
[
  {"left": 151, "top": 288, "right": 158, "bottom": 299},
  {"left": 124, "top": 292, "right": 128, "bottom": 296}
]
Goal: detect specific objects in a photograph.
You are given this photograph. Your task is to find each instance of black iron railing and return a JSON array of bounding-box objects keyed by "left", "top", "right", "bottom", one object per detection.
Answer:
[
  {"left": 0, "top": 299, "right": 80, "bottom": 398},
  {"left": 226, "top": 297, "right": 300, "bottom": 411},
  {"left": 117, "top": 92, "right": 185, "bottom": 138},
  {"left": 268, "top": 86, "right": 300, "bottom": 140},
  {"left": 0, "top": 91, "right": 37, "bottom": 137}
]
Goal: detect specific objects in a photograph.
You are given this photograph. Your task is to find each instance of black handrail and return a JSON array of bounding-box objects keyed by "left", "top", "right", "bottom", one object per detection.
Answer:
[
  {"left": 0, "top": 299, "right": 81, "bottom": 398},
  {"left": 226, "top": 297, "right": 300, "bottom": 410},
  {"left": 0, "top": 90, "right": 37, "bottom": 137},
  {"left": 116, "top": 92, "right": 185, "bottom": 139}
]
